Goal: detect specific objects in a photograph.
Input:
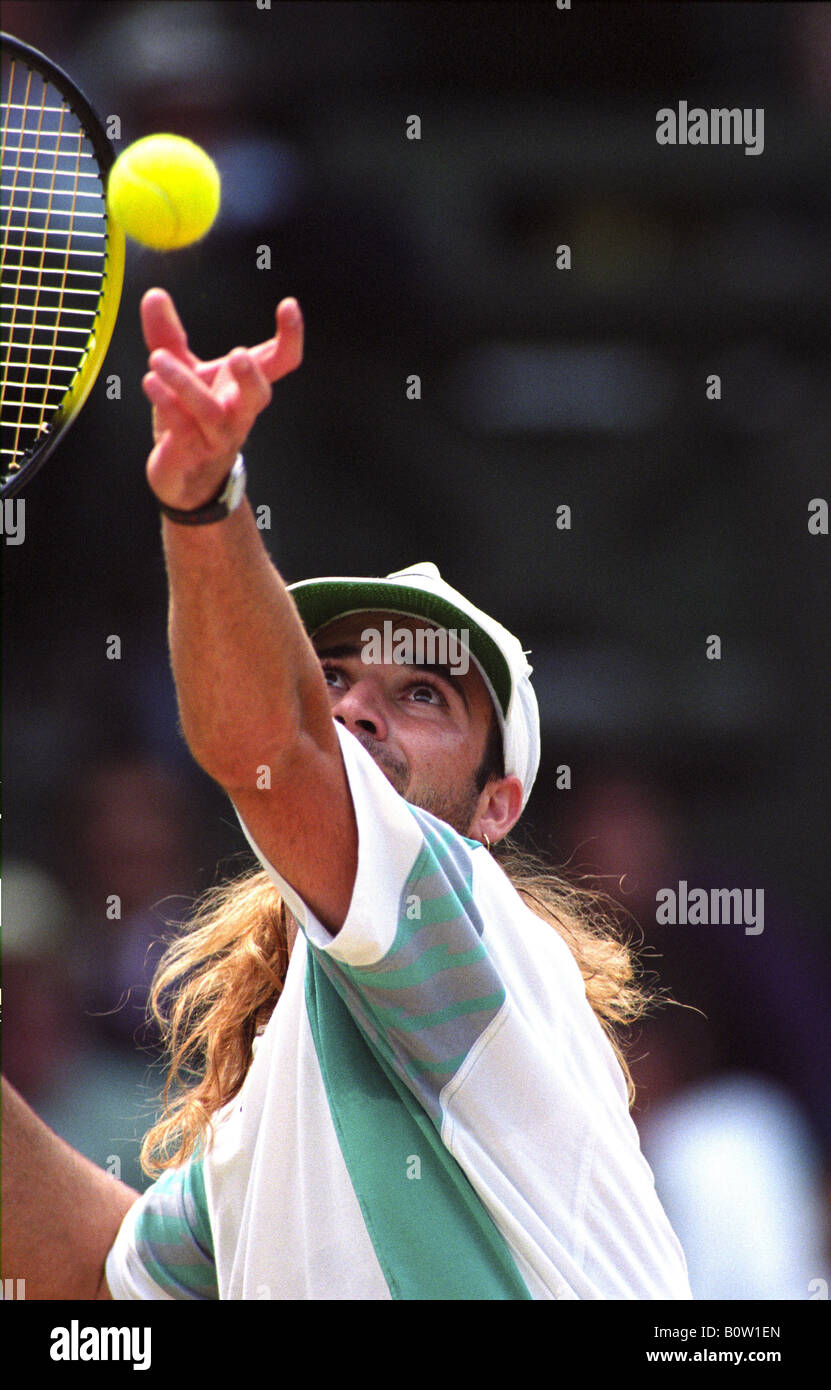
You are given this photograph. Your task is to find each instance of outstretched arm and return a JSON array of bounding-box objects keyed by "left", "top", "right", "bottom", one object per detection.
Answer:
[
  {"left": 1, "top": 1077, "right": 138, "bottom": 1299},
  {"left": 141, "top": 290, "right": 357, "bottom": 932}
]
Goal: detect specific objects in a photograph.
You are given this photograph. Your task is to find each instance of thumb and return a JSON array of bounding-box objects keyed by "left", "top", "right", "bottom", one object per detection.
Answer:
[{"left": 251, "top": 298, "right": 304, "bottom": 382}]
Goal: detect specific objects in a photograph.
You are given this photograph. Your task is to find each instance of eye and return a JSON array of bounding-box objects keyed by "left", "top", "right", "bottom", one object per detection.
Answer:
[
  {"left": 406, "top": 679, "right": 445, "bottom": 705},
  {"left": 321, "top": 662, "right": 347, "bottom": 691}
]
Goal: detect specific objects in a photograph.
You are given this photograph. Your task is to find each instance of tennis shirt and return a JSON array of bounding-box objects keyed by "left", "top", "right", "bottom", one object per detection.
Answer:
[{"left": 106, "top": 722, "right": 691, "bottom": 1300}]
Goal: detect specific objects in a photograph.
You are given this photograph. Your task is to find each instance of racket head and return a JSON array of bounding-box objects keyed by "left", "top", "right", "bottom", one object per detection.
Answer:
[{"left": 1, "top": 31, "right": 125, "bottom": 499}]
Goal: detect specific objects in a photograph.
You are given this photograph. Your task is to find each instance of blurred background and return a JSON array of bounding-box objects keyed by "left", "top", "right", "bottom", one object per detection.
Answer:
[{"left": 2, "top": 0, "right": 830, "bottom": 1300}]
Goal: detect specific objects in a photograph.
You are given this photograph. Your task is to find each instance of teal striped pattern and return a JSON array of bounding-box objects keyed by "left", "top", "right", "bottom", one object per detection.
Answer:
[
  {"left": 313, "top": 805, "right": 505, "bottom": 1124},
  {"left": 132, "top": 1158, "right": 218, "bottom": 1300},
  {"left": 306, "top": 947, "right": 531, "bottom": 1299}
]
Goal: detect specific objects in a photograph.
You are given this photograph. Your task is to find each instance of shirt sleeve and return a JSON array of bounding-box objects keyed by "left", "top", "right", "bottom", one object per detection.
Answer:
[
  {"left": 105, "top": 1159, "right": 219, "bottom": 1301},
  {"left": 235, "top": 722, "right": 508, "bottom": 1128}
]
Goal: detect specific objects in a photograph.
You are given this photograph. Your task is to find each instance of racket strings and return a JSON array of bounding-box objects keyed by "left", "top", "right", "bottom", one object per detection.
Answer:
[{"left": 1, "top": 51, "right": 108, "bottom": 475}]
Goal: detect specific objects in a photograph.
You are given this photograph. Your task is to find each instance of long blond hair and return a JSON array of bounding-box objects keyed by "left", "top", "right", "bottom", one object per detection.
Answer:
[{"left": 140, "top": 842, "right": 654, "bottom": 1176}]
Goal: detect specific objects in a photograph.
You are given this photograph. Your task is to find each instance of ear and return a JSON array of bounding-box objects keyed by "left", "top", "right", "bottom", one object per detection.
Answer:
[{"left": 469, "top": 774, "right": 524, "bottom": 847}]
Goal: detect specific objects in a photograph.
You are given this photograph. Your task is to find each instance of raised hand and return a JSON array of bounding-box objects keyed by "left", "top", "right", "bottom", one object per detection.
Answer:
[{"left": 140, "top": 288, "right": 304, "bottom": 511}]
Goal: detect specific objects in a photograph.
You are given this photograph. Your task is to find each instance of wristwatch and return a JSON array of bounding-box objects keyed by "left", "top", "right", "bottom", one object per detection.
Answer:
[{"left": 158, "top": 454, "right": 247, "bottom": 525}]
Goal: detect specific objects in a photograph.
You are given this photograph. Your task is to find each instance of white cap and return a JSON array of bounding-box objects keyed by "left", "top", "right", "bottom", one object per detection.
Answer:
[{"left": 288, "top": 562, "right": 541, "bottom": 811}]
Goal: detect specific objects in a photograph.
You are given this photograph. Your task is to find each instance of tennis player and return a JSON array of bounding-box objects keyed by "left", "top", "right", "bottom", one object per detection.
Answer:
[{"left": 1, "top": 291, "right": 691, "bottom": 1300}]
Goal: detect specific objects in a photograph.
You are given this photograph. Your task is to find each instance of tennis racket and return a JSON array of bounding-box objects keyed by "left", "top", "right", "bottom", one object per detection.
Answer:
[{"left": 1, "top": 32, "right": 124, "bottom": 499}]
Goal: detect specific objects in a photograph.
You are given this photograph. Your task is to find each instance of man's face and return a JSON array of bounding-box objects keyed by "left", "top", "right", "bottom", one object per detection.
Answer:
[{"left": 313, "top": 611, "right": 496, "bottom": 836}]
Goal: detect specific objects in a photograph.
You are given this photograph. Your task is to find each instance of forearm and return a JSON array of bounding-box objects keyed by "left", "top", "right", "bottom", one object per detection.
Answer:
[
  {"left": 1, "top": 1077, "right": 139, "bottom": 1300},
  {"left": 163, "top": 498, "right": 332, "bottom": 788}
]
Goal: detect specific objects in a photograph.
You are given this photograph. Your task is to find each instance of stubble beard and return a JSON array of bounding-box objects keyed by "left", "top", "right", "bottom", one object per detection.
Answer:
[{"left": 353, "top": 731, "right": 479, "bottom": 837}]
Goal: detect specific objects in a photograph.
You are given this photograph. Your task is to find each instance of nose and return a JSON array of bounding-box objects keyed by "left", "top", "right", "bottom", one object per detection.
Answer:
[{"left": 331, "top": 676, "right": 389, "bottom": 741}]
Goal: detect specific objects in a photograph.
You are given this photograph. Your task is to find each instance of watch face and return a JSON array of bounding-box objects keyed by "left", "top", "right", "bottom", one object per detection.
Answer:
[{"left": 222, "top": 458, "right": 246, "bottom": 512}]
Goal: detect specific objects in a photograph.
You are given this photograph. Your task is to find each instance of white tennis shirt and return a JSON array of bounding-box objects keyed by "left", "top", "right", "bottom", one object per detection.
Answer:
[{"left": 106, "top": 722, "right": 691, "bottom": 1300}]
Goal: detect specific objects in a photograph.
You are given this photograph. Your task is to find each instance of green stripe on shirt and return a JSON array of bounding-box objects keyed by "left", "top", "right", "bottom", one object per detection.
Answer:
[
  {"left": 314, "top": 806, "right": 507, "bottom": 1123},
  {"left": 132, "top": 1159, "right": 219, "bottom": 1300},
  {"left": 305, "top": 947, "right": 531, "bottom": 1300}
]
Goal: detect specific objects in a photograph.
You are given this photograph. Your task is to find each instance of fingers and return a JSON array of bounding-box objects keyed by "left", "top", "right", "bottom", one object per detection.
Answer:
[
  {"left": 143, "top": 291, "right": 303, "bottom": 384},
  {"left": 149, "top": 350, "right": 228, "bottom": 435},
  {"left": 251, "top": 298, "right": 304, "bottom": 383},
  {"left": 146, "top": 346, "right": 272, "bottom": 455},
  {"left": 226, "top": 348, "right": 274, "bottom": 417},
  {"left": 141, "top": 369, "right": 221, "bottom": 504},
  {"left": 140, "top": 288, "right": 198, "bottom": 366},
  {"left": 142, "top": 367, "right": 194, "bottom": 451},
  {"left": 141, "top": 295, "right": 299, "bottom": 506}
]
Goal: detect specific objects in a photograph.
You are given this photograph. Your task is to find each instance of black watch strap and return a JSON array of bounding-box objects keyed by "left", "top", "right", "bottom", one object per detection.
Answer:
[{"left": 158, "top": 454, "right": 247, "bottom": 526}]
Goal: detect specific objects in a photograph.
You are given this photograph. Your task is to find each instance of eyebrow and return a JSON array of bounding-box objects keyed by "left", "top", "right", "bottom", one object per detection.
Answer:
[
  {"left": 315, "top": 643, "right": 470, "bottom": 712},
  {"left": 314, "top": 643, "right": 361, "bottom": 661}
]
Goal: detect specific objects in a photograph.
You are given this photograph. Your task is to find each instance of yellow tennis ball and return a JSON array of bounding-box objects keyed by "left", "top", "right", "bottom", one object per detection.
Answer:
[{"left": 107, "top": 134, "right": 220, "bottom": 251}]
